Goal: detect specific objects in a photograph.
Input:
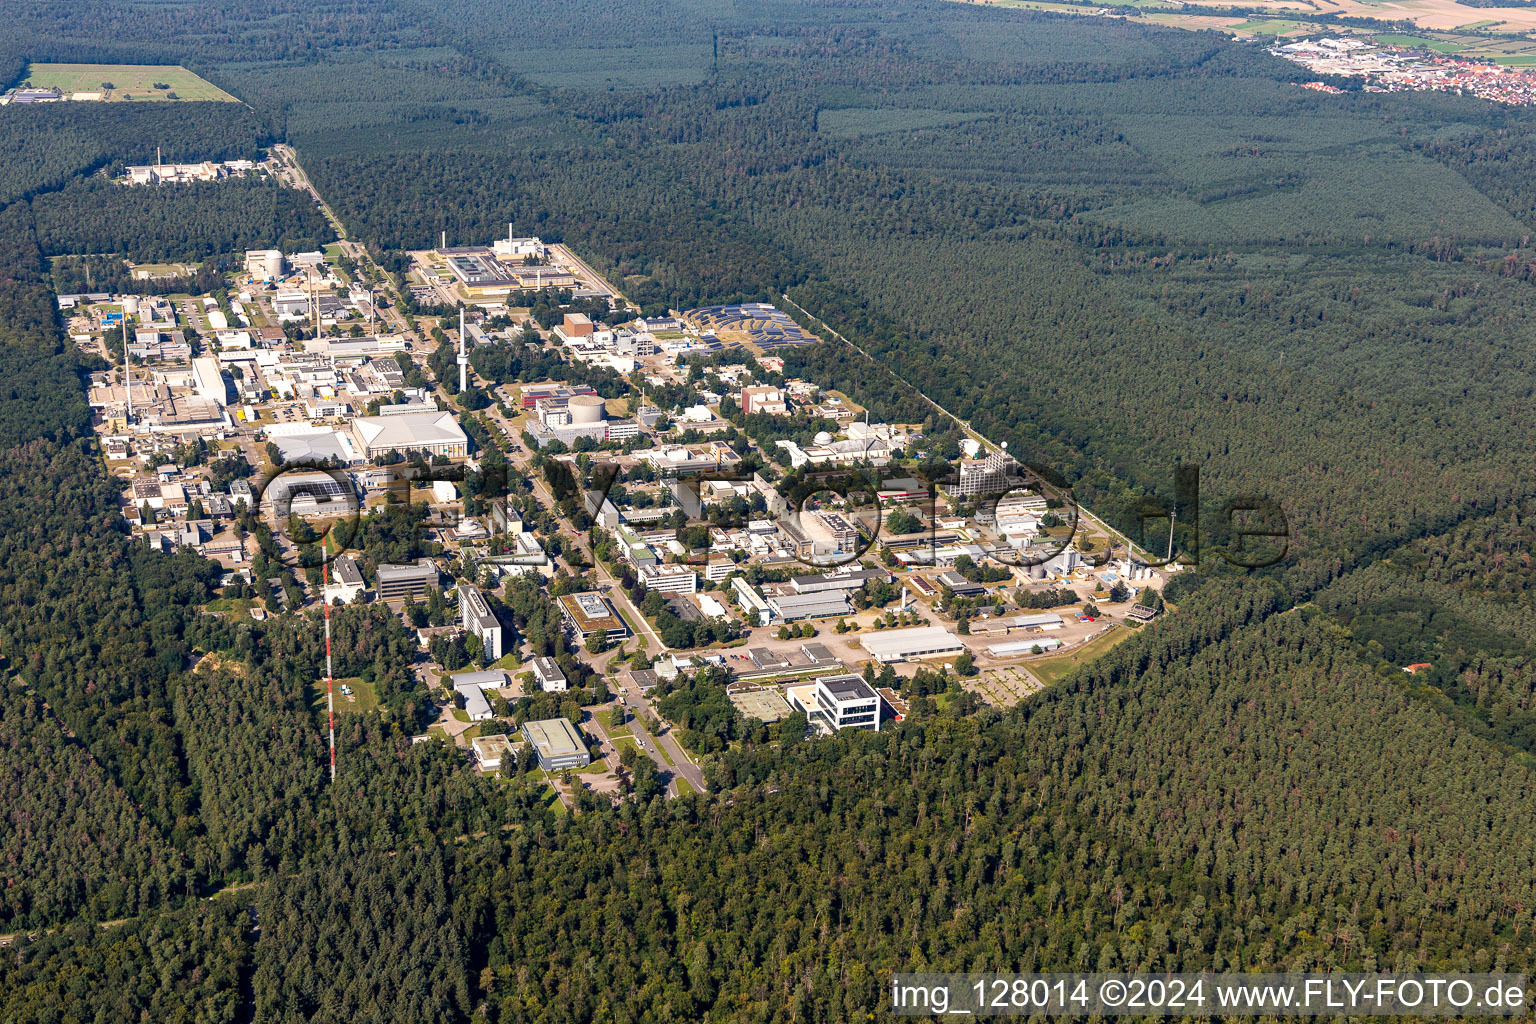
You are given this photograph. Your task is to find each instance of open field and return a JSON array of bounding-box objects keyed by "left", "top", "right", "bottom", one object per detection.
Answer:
[
  {"left": 19, "top": 63, "right": 238, "bottom": 102},
  {"left": 308, "top": 676, "right": 378, "bottom": 713},
  {"left": 1029, "top": 626, "right": 1134, "bottom": 686},
  {"left": 958, "top": 0, "right": 1536, "bottom": 52}
]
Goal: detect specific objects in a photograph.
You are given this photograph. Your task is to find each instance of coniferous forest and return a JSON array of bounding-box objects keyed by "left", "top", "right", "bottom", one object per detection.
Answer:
[{"left": 5, "top": 0, "right": 1536, "bottom": 1020}]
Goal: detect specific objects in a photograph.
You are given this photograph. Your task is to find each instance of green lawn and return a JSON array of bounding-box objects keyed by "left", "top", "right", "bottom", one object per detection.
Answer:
[
  {"left": 308, "top": 676, "right": 378, "bottom": 714},
  {"left": 1031, "top": 628, "right": 1132, "bottom": 686},
  {"left": 673, "top": 778, "right": 695, "bottom": 797},
  {"left": 20, "top": 63, "right": 238, "bottom": 102}
]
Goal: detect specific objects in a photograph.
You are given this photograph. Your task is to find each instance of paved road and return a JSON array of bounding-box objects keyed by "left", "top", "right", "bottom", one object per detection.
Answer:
[
  {"left": 548, "top": 243, "right": 623, "bottom": 303},
  {"left": 271, "top": 144, "right": 416, "bottom": 339},
  {"left": 485, "top": 409, "right": 669, "bottom": 653},
  {"left": 611, "top": 673, "right": 707, "bottom": 794}
]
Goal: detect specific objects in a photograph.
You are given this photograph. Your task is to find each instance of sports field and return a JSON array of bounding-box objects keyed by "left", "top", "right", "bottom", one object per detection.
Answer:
[{"left": 20, "top": 63, "right": 238, "bottom": 102}]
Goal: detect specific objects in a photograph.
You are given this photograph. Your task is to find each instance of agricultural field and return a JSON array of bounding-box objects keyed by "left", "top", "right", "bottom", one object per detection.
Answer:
[{"left": 17, "top": 63, "right": 238, "bottom": 102}]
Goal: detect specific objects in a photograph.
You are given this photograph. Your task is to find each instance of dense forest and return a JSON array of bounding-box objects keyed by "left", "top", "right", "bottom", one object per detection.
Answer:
[
  {"left": 32, "top": 177, "right": 332, "bottom": 261},
  {"left": 5, "top": 0, "right": 1536, "bottom": 1019}
]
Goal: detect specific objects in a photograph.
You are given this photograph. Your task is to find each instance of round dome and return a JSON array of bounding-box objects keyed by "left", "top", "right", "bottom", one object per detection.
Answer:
[
  {"left": 121, "top": 296, "right": 141, "bottom": 314},
  {"left": 814, "top": 430, "right": 833, "bottom": 445},
  {"left": 568, "top": 394, "right": 606, "bottom": 424}
]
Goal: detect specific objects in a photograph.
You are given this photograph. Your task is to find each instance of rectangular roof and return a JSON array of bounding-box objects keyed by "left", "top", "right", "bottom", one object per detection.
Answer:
[
  {"left": 453, "top": 669, "right": 507, "bottom": 690},
  {"left": 523, "top": 718, "right": 585, "bottom": 758},
  {"left": 818, "top": 673, "right": 877, "bottom": 703},
  {"left": 378, "top": 561, "right": 438, "bottom": 582},
  {"left": 860, "top": 626, "right": 965, "bottom": 660},
  {"left": 352, "top": 411, "right": 467, "bottom": 449}
]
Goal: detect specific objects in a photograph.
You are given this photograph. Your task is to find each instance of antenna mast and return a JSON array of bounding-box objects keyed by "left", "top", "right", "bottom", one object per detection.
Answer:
[
  {"left": 323, "top": 560, "right": 336, "bottom": 782},
  {"left": 458, "top": 307, "right": 468, "bottom": 392}
]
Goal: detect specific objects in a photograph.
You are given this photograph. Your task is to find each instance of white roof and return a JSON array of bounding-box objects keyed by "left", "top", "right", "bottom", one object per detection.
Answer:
[
  {"left": 453, "top": 669, "right": 507, "bottom": 690},
  {"left": 859, "top": 626, "right": 965, "bottom": 660},
  {"left": 352, "top": 410, "right": 467, "bottom": 449}
]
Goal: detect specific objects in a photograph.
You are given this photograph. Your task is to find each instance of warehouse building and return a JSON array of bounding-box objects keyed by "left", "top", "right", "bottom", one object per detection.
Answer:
[
  {"left": 860, "top": 625, "right": 966, "bottom": 664},
  {"left": 522, "top": 718, "right": 591, "bottom": 772},
  {"left": 789, "top": 568, "right": 890, "bottom": 594},
  {"left": 451, "top": 670, "right": 503, "bottom": 722},
  {"left": 767, "top": 590, "right": 852, "bottom": 622},
  {"left": 987, "top": 637, "right": 1063, "bottom": 657}
]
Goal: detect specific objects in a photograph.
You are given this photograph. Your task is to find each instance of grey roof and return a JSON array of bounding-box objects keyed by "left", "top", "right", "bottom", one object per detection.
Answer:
[
  {"left": 819, "top": 673, "right": 877, "bottom": 703},
  {"left": 453, "top": 669, "right": 507, "bottom": 690},
  {"left": 530, "top": 657, "right": 565, "bottom": 684},
  {"left": 378, "top": 561, "right": 438, "bottom": 583},
  {"left": 332, "top": 554, "right": 365, "bottom": 587}
]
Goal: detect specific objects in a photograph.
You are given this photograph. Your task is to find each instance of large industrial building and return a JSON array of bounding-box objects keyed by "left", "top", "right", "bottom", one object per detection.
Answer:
[
  {"left": 459, "top": 585, "right": 503, "bottom": 661},
  {"left": 767, "top": 590, "right": 852, "bottom": 622},
  {"left": 350, "top": 410, "right": 468, "bottom": 459},
  {"left": 859, "top": 625, "right": 966, "bottom": 664},
  {"left": 245, "top": 249, "right": 286, "bottom": 281},
  {"left": 192, "top": 356, "right": 229, "bottom": 407},
  {"left": 522, "top": 718, "right": 591, "bottom": 771}
]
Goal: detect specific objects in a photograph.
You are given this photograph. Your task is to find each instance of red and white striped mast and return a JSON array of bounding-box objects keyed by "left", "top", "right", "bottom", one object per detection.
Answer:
[{"left": 323, "top": 559, "right": 336, "bottom": 782}]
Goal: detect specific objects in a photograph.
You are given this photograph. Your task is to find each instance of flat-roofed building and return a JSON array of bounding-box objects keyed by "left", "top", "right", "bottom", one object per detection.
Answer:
[
  {"left": 988, "top": 637, "right": 1063, "bottom": 656},
  {"left": 192, "top": 356, "right": 229, "bottom": 407},
  {"left": 789, "top": 568, "right": 890, "bottom": 594},
  {"left": 787, "top": 673, "right": 883, "bottom": 733},
  {"left": 1015, "top": 612, "right": 1065, "bottom": 631},
  {"left": 732, "top": 577, "right": 772, "bottom": 627},
  {"left": 767, "top": 590, "right": 852, "bottom": 622},
  {"left": 350, "top": 411, "right": 468, "bottom": 460},
  {"left": 530, "top": 656, "right": 567, "bottom": 693},
  {"left": 558, "top": 591, "right": 630, "bottom": 643},
  {"left": 739, "top": 385, "right": 788, "bottom": 416},
  {"left": 637, "top": 563, "right": 698, "bottom": 595},
  {"left": 522, "top": 718, "right": 591, "bottom": 771},
  {"left": 938, "top": 570, "right": 986, "bottom": 597},
  {"left": 803, "top": 511, "right": 859, "bottom": 554},
  {"left": 860, "top": 625, "right": 966, "bottom": 664},
  {"left": 459, "top": 585, "right": 503, "bottom": 661},
  {"left": 376, "top": 559, "right": 439, "bottom": 600},
  {"left": 471, "top": 733, "right": 513, "bottom": 772}
]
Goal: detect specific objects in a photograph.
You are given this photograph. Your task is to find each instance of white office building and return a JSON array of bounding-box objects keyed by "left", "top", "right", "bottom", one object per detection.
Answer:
[
  {"left": 787, "top": 673, "right": 883, "bottom": 733},
  {"left": 637, "top": 563, "right": 699, "bottom": 595},
  {"left": 459, "top": 585, "right": 503, "bottom": 661}
]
